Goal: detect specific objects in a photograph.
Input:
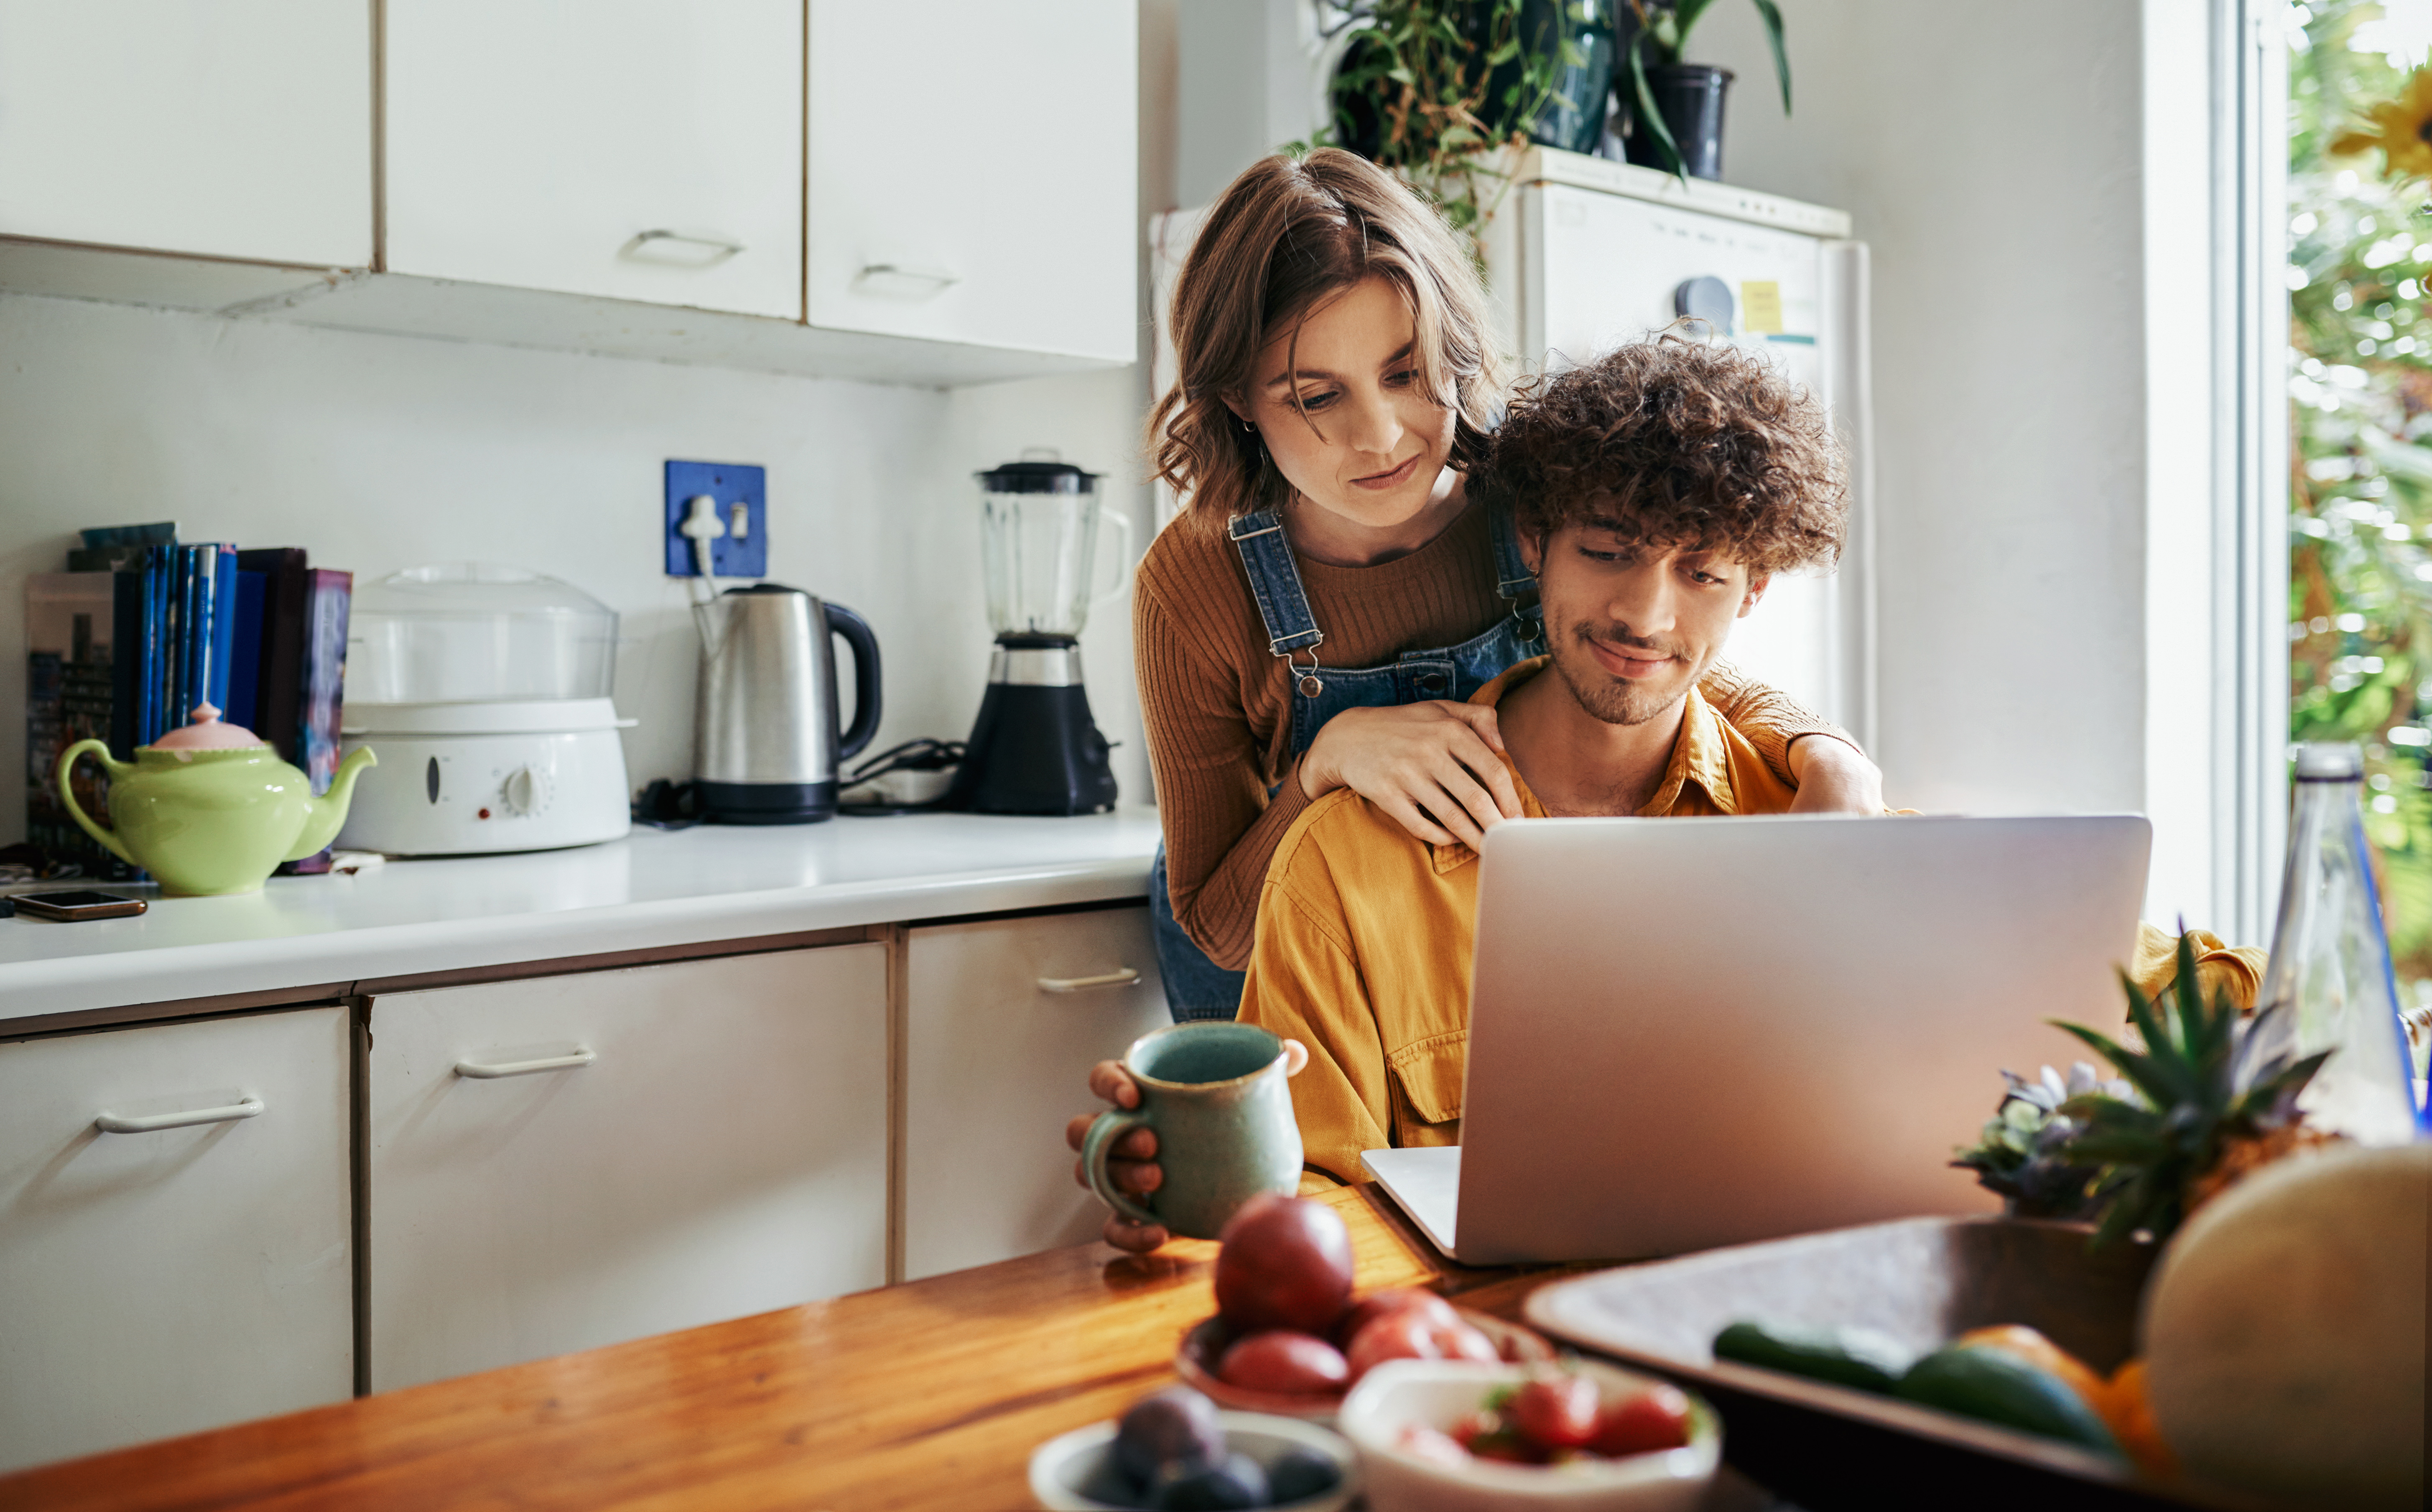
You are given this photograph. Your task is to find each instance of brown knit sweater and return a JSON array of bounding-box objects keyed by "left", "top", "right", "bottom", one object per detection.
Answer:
[{"left": 1135, "top": 498, "right": 1857, "bottom": 971}]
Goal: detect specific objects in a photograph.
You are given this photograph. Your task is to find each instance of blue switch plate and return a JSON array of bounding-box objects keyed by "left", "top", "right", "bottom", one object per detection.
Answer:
[{"left": 664, "top": 460, "right": 768, "bottom": 579}]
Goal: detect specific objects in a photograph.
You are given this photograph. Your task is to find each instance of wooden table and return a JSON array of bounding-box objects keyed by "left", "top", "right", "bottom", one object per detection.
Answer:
[{"left": 0, "top": 1186, "right": 1580, "bottom": 1511}]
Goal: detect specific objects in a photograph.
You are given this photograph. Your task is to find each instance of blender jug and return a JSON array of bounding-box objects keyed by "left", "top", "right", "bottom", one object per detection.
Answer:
[{"left": 949, "top": 453, "right": 1131, "bottom": 815}]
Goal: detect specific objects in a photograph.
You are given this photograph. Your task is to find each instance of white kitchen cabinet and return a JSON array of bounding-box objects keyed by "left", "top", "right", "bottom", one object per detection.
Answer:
[
  {"left": 384, "top": 0, "right": 803, "bottom": 319},
  {"left": 365, "top": 944, "right": 886, "bottom": 1392},
  {"left": 806, "top": 0, "right": 1137, "bottom": 363},
  {"left": 0, "top": 0, "right": 372, "bottom": 267},
  {"left": 0, "top": 1008, "right": 352, "bottom": 1474},
  {"left": 903, "top": 906, "right": 1168, "bottom": 1281}
]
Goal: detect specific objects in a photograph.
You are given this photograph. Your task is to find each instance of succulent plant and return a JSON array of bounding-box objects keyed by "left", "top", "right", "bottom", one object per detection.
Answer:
[
  {"left": 1951, "top": 1062, "right": 2128, "bottom": 1219},
  {"left": 2052, "top": 932, "right": 2335, "bottom": 1247}
]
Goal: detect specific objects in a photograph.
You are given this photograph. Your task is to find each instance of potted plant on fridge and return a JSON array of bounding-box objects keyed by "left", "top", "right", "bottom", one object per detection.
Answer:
[
  {"left": 1315, "top": 1, "right": 1621, "bottom": 239},
  {"left": 1616, "top": 0, "right": 1793, "bottom": 181}
]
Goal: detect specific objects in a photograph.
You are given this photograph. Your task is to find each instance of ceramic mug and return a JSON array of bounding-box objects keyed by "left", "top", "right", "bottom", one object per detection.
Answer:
[{"left": 1082, "top": 1021, "right": 1303, "bottom": 1240}]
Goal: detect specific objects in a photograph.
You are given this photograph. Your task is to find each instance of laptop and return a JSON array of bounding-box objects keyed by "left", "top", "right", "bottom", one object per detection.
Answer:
[{"left": 1361, "top": 813, "right": 2152, "bottom": 1265}]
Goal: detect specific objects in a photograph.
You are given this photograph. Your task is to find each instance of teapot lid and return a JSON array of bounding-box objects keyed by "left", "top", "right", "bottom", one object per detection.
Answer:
[{"left": 149, "top": 703, "right": 270, "bottom": 751}]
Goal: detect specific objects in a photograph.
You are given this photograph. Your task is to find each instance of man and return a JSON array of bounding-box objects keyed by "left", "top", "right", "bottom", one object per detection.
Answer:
[{"left": 1233, "top": 334, "right": 1853, "bottom": 1184}]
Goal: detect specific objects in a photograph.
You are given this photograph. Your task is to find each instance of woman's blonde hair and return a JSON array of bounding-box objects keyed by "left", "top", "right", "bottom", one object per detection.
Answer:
[{"left": 1149, "top": 148, "right": 1506, "bottom": 523}]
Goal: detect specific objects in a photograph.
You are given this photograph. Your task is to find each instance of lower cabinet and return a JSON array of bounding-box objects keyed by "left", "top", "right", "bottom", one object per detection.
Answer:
[
  {"left": 0, "top": 1007, "right": 352, "bottom": 1472},
  {"left": 364, "top": 944, "right": 887, "bottom": 1392},
  {"left": 902, "top": 906, "right": 1170, "bottom": 1281}
]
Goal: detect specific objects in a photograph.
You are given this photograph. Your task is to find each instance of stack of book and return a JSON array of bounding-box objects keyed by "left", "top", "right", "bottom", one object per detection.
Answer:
[{"left": 25, "top": 524, "right": 353, "bottom": 882}]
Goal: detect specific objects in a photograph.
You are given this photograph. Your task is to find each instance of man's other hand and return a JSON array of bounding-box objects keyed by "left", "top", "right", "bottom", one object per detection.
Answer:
[{"left": 1786, "top": 735, "right": 1885, "bottom": 814}]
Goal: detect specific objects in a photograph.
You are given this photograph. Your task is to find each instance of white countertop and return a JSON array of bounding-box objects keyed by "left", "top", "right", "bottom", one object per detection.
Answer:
[{"left": 0, "top": 811, "right": 1164, "bottom": 1025}]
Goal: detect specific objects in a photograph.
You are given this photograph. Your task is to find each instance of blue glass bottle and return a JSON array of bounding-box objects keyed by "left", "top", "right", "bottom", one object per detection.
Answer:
[{"left": 2253, "top": 743, "right": 2427, "bottom": 1143}]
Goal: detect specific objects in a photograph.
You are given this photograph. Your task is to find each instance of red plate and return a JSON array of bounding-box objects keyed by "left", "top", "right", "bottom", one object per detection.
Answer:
[{"left": 1175, "top": 1304, "right": 1553, "bottom": 1420}]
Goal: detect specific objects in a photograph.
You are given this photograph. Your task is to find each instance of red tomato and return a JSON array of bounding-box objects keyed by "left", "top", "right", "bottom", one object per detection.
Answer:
[
  {"left": 1214, "top": 1329, "right": 1351, "bottom": 1395},
  {"left": 1509, "top": 1375, "right": 1602, "bottom": 1450},
  {"left": 1212, "top": 1196, "right": 1356, "bottom": 1336},
  {"left": 1432, "top": 1320, "right": 1501, "bottom": 1364},
  {"left": 1588, "top": 1383, "right": 1694, "bottom": 1457},
  {"left": 1335, "top": 1287, "right": 1459, "bottom": 1346},
  {"left": 1345, "top": 1310, "right": 1440, "bottom": 1381},
  {"left": 1446, "top": 1409, "right": 1500, "bottom": 1451}
]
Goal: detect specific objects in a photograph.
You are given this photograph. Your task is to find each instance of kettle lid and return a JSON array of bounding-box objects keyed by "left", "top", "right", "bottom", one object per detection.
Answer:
[{"left": 148, "top": 702, "right": 269, "bottom": 751}]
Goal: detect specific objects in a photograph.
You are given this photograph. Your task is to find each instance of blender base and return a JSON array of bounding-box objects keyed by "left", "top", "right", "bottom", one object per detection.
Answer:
[{"left": 951, "top": 641, "right": 1117, "bottom": 816}]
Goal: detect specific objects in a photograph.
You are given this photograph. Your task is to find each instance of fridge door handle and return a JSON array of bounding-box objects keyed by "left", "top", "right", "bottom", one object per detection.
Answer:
[
  {"left": 95, "top": 1095, "right": 265, "bottom": 1133},
  {"left": 455, "top": 1048, "right": 597, "bottom": 1079}
]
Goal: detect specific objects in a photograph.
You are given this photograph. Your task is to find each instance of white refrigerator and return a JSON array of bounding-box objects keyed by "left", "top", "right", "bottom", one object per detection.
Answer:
[
  {"left": 1149, "top": 147, "right": 1874, "bottom": 745},
  {"left": 1481, "top": 146, "right": 1876, "bottom": 747}
]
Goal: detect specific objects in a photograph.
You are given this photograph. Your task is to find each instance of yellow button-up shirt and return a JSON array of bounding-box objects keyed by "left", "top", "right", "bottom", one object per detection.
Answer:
[
  {"left": 1237, "top": 658, "right": 1802, "bottom": 1186},
  {"left": 1236, "top": 658, "right": 2268, "bottom": 1188}
]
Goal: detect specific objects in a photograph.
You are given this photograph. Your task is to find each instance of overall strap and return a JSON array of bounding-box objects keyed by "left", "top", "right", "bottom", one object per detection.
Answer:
[
  {"left": 1488, "top": 498, "right": 1544, "bottom": 642},
  {"left": 1227, "top": 510, "right": 1325, "bottom": 658}
]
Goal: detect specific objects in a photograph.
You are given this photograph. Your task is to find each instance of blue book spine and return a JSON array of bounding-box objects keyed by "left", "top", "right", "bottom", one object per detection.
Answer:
[
  {"left": 207, "top": 544, "right": 237, "bottom": 712},
  {"left": 140, "top": 545, "right": 165, "bottom": 744},
  {"left": 186, "top": 545, "right": 214, "bottom": 722},
  {"left": 165, "top": 546, "right": 191, "bottom": 734},
  {"left": 227, "top": 569, "right": 267, "bottom": 733}
]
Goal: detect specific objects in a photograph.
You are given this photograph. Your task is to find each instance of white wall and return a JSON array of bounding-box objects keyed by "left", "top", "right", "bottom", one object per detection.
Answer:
[
  {"left": 0, "top": 296, "right": 1157, "bottom": 847},
  {"left": 1690, "top": 0, "right": 2150, "bottom": 823}
]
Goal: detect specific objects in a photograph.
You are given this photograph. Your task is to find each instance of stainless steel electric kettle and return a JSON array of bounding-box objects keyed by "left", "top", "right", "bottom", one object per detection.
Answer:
[{"left": 693, "top": 584, "right": 881, "bottom": 823}]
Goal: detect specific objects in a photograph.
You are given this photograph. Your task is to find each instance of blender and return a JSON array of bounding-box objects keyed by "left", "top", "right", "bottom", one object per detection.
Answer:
[{"left": 948, "top": 453, "right": 1132, "bottom": 815}]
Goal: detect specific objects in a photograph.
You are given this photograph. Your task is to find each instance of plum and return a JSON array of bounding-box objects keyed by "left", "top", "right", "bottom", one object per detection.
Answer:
[
  {"left": 1215, "top": 1330, "right": 1350, "bottom": 1395},
  {"left": 1264, "top": 1445, "right": 1341, "bottom": 1504},
  {"left": 1112, "top": 1387, "right": 1224, "bottom": 1482},
  {"left": 1212, "top": 1195, "right": 1355, "bottom": 1336},
  {"left": 1147, "top": 1450, "right": 1269, "bottom": 1509}
]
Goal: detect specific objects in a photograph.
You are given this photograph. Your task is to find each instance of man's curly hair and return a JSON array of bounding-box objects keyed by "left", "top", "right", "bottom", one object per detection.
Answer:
[{"left": 1479, "top": 331, "right": 1847, "bottom": 574}]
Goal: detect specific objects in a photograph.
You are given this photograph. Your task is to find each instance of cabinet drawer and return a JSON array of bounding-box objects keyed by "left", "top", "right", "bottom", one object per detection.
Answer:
[
  {"left": 365, "top": 944, "right": 887, "bottom": 1391},
  {"left": 0, "top": 1007, "right": 352, "bottom": 1473},
  {"left": 903, "top": 906, "right": 1168, "bottom": 1281}
]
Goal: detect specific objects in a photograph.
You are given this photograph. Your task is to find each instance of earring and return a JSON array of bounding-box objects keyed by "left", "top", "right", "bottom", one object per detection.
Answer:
[{"left": 1239, "top": 416, "right": 1257, "bottom": 434}]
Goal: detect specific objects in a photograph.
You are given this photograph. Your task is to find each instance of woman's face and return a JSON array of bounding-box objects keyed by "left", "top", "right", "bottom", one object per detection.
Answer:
[{"left": 1233, "top": 275, "right": 1458, "bottom": 536}]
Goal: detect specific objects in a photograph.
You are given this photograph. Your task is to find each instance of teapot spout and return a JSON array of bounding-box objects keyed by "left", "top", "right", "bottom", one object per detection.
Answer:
[{"left": 285, "top": 747, "right": 378, "bottom": 862}]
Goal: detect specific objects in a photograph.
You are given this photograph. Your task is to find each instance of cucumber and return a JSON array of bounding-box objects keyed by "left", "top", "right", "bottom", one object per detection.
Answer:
[
  {"left": 1712, "top": 1319, "right": 1916, "bottom": 1394},
  {"left": 1894, "top": 1344, "right": 2123, "bottom": 1456}
]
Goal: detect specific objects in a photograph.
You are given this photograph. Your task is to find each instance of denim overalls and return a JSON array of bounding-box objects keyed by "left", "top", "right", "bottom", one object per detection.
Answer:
[{"left": 1150, "top": 500, "right": 1545, "bottom": 1021}]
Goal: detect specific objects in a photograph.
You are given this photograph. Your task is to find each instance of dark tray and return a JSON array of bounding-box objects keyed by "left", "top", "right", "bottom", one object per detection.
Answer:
[{"left": 1523, "top": 1216, "right": 2271, "bottom": 1512}]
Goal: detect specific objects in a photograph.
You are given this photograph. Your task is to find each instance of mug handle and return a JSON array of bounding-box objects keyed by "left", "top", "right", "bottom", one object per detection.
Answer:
[
  {"left": 55, "top": 739, "right": 137, "bottom": 867},
  {"left": 1081, "top": 1109, "right": 1162, "bottom": 1229}
]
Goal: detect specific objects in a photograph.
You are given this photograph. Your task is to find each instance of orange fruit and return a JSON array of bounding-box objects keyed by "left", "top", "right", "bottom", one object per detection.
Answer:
[{"left": 2099, "top": 1359, "right": 2180, "bottom": 1479}]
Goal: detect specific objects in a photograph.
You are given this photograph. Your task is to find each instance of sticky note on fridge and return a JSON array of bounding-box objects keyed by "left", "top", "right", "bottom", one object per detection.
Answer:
[{"left": 1740, "top": 281, "right": 1784, "bottom": 334}]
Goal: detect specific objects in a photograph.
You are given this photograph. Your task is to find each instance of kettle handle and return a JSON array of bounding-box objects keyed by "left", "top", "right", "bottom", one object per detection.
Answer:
[{"left": 825, "top": 602, "right": 884, "bottom": 762}]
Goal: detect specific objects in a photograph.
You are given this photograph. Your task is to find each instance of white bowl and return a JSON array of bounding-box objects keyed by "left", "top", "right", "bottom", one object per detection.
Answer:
[
  {"left": 1337, "top": 1359, "right": 1721, "bottom": 1512},
  {"left": 1028, "top": 1408, "right": 1361, "bottom": 1511}
]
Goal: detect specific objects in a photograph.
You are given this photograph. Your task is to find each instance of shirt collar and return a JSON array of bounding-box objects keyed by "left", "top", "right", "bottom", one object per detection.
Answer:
[{"left": 1425, "top": 658, "right": 1735, "bottom": 874}]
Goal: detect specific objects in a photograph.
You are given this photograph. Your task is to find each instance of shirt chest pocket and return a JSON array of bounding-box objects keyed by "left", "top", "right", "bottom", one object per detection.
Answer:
[{"left": 1385, "top": 1030, "right": 1468, "bottom": 1136}]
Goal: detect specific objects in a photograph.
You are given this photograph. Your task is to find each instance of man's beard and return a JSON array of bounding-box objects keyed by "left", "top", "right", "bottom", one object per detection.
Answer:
[{"left": 1547, "top": 620, "right": 1698, "bottom": 727}]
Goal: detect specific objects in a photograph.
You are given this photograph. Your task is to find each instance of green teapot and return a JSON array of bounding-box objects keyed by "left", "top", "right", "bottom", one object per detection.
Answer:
[{"left": 56, "top": 704, "right": 377, "bottom": 897}]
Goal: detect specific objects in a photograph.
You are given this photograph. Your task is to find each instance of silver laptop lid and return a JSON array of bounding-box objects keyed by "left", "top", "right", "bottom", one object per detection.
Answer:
[{"left": 1451, "top": 814, "right": 2152, "bottom": 1265}]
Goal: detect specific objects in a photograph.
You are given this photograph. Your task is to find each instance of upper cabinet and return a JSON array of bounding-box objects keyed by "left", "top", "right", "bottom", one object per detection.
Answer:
[
  {"left": 0, "top": 2, "right": 1135, "bottom": 385},
  {"left": 805, "top": 0, "right": 1136, "bottom": 364},
  {"left": 385, "top": 0, "right": 804, "bottom": 320},
  {"left": 0, "top": 0, "right": 372, "bottom": 268}
]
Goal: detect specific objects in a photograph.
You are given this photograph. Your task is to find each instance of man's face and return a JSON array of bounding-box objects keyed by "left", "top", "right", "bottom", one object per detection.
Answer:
[{"left": 1524, "top": 515, "right": 1770, "bottom": 727}]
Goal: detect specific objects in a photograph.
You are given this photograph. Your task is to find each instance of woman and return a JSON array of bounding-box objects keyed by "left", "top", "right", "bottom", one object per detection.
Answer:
[
  {"left": 1069, "top": 149, "right": 1881, "bottom": 1252},
  {"left": 1138, "top": 148, "right": 1879, "bottom": 1021}
]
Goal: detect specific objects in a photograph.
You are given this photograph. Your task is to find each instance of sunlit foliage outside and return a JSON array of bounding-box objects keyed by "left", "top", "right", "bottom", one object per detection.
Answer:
[{"left": 2287, "top": 0, "right": 2432, "bottom": 992}]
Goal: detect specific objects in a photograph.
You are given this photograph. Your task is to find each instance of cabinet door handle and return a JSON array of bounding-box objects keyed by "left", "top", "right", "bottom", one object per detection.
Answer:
[
  {"left": 95, "top": 1095, "right": 265, "bottom": 1134},
  {"left": 624, "top": 229, "right": 745, "bottom": 265},
  {"left": 1038, "top": 968, "right": 1142, "bottom": 993},
  {"left": 455, "top": 1048, "right": 597, "bottom": 1079},
  {"left": 855, "top": 263, "right": 961, "bottom": 294}
]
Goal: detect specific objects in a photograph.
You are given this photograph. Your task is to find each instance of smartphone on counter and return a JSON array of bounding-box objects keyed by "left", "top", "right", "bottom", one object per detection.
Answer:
[{"left": 9, "top": 890, "right": 148, "bottom": 921}]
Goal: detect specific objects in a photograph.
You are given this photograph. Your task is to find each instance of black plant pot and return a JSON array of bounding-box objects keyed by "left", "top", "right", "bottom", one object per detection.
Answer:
[{"left": 1622, "top": 62, "right": 1735, "bottom": 181}]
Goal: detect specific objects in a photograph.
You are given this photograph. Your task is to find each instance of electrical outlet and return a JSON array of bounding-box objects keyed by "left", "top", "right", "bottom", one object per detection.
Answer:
[{"left": 663, "top": 460, "right": 768, "bottom": 579}]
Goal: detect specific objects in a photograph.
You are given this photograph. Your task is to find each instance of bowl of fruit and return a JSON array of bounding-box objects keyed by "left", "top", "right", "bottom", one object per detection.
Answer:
[
  {"left": 1029, "top": 1384, "right": 1359, "bottom": 1511},
  {"left": 1175, "top": 1194, "right": 1552, "bottom": 1420},
  {"left": 1337, "top": 1358, "right": 1721, "bottom": 1512}
]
